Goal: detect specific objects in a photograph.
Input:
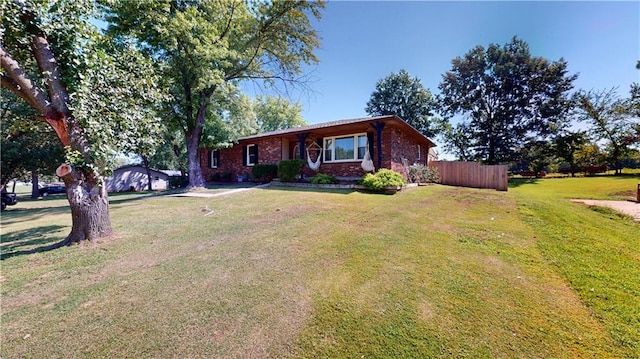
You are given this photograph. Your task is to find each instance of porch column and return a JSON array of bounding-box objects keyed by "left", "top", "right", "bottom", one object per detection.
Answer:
[
  {"left": 371, "top": 122, "right": 385, "bottom": 169},
  {"left": 297, "top": 133, "right": 309, "bottom": 160}
]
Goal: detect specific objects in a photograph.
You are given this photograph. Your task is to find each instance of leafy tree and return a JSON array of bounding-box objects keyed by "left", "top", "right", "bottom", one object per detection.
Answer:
[
  {"left": 1, "top": 0, "right": 165, "bottom": 244},
  {"left": 553, "top": 131, "right": 588, "bottom": 177},
  {"left": 440, "top": 121, "right": 474, "bottom": 161},
  {"left": 1, "top": 94, "right": 65, "bottom": 197},
  {"left": 202, "top": 85, "right": 258, "bottom": 149},
  {"left": 574, "top": 143, "right": 606, "bottom": 175},
  {"left": 365, "top": 69, "right": 442, "bottom": 138},
  {"left": 106, "top": 0, "right": 323, "bottom": 188},
  {"left": 147, "top": 129, "right": 187, "bottom": 174},
  {"left": 517, "top": 140, "right": 555, "bottom": 174},
  {"left": 254, "top": 95, "right": 306, "bottom": 133},
  {"left": 574, "top": 86, "right": 640, "bottom": 174},
  {"left": 438, "top": 37, "right": 577, "bottom": 164}
]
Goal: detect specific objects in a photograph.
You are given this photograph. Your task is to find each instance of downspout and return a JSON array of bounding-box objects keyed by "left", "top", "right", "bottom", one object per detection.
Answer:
[{"left": 371, "top": 122, "right": 385, "bottom": 169}]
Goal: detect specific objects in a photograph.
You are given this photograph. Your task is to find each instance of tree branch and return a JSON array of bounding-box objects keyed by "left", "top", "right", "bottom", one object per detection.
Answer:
[
  {"left": 29, "top": 31, "right": 70, "bottom": 114},
  {"left": 16, "top": 0, "right": 70, "bottom": 114},
  {"left": 0, "top": 47, "right": 50, "bottom": 113}
]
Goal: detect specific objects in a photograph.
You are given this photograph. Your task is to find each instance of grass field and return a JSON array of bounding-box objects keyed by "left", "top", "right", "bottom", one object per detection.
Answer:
[{"left": 1, "top": 176, "right": 638, "bottom": 358}]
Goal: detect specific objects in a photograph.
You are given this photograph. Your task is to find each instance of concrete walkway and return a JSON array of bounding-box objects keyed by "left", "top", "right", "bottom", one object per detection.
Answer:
[
  {"left": 570, "top": 199, "right": 640, "bottom": 221},
  {"left": 167, "top": 183, "right": 270, "bottom": 198}
]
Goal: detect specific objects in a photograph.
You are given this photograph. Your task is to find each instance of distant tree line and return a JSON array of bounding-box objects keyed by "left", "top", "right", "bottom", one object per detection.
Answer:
[{"left": 365, "top": 37, "right": 640, "bottom": 175}]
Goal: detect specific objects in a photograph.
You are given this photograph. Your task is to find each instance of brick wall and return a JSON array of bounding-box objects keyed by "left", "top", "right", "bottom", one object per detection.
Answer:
[
  {"left": 200, "top": 123, "right": 433, "bottom": 182},
  {"left": 201, "top": 137, "right": 283, "bottom": 182},
  {"left": 387, "top": 125, "right": 427, "bottom": 180}
]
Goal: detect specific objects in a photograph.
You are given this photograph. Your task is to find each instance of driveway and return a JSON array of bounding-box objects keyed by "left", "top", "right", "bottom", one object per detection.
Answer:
[{"left": 571, "top": 199, "right": 640, "bottom": 221}]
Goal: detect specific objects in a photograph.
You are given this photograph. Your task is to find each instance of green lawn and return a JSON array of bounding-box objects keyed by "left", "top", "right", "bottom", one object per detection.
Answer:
[{"left": 1, "top": 176, "right": 638, "bottom": 358}]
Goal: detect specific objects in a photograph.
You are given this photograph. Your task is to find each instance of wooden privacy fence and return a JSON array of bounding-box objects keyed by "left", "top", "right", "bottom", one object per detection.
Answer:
[{"left": 429, "top": 161, "right": 508, "bottom": 191}]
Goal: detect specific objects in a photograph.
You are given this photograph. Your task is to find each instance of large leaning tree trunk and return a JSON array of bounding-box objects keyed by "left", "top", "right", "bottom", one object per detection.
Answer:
[
  {"left": 0, "top": 15, "right": 112, "bottom": 245},
  {"left": 56, "top": 163, "right": 111, "bottom": 243},
  {"left": 184, "top": 100, "right": 211, "bottom": 188}
]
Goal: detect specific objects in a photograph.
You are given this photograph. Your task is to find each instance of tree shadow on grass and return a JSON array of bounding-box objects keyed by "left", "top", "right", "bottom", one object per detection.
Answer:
[
  {"left": 1, "top": 225, "right": 67, "bottom": 260},
  {"left": 0, "top": 205, "right": 71, "bottom": 226},
  {"left": 508, "top": 178, "right": 540, "bottom": 188}
]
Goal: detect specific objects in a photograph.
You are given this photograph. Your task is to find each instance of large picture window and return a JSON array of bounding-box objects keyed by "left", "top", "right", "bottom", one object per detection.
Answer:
[{"left": 323, "top": 133, "right": 367, "bottom": 162}]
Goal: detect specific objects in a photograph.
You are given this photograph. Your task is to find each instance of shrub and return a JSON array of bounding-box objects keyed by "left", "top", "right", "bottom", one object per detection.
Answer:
[
  {"left": 277, "top": 159, "right": 304, "bottom": 182},
  {"left": 408, "top": 165, "right": 440, "bottom": 184},
  {"left": 362, "top": 169, "right": 405, "bottom": 190},
  {"left": 251, "top": 163, "right": 278, "bottom": 183},
  {"left": 310, "top": 173, "right": 339, "bottom": 184},
  {"left": 168, "top": 175, "right": 188, "bottom": 188}
]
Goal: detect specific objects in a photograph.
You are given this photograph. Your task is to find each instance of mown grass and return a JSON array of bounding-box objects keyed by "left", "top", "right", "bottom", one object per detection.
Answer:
[
  {"left": 1, "top": 177, "right": 638, "bottom": 358},
  {"left": 510, "top": 175, "right": 640, "bottom": 356}
]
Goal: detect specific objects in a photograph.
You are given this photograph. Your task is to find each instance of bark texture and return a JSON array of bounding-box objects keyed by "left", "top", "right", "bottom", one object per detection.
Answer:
[{"left": 58, "top": 165, "right": 113, "bottom": 244}]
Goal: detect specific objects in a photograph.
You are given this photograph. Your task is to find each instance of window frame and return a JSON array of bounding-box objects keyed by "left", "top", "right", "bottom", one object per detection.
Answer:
[
  {"left": 210, "top": 149, "right": 219, "bottom": 168},
  {"left": 417, "top": 145, "right": 421, "bottom": 161},
  {"left": 323, "top": 133, "right": 368, "bottom": 163},
  {"left": 246, "top": 144, "right": 257, "bottom": 166},
  {"left": 293, "top": 144, "right": 301, "bottom": 160}
]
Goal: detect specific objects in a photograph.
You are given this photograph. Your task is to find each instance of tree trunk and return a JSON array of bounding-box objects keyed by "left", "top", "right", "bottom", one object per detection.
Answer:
[
  {"left": 185, "top": 102, "right": 210, "bottom": 188},
  {"left": 57, "top": 164, "right": 112, "bottom": 245},
  {"left": 186, "top": 128, "right": 206, "bottom": 188},
  {"left": 142, "top": 155, "right": 153, "bottom": 191},
  {"left": 31, "top": 171, "right": 39, "bottom": 199}
]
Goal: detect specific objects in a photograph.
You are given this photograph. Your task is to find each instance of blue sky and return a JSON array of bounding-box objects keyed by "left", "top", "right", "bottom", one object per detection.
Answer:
[{"left": 254, "top": 1, "right": 639, "bottom": 130}]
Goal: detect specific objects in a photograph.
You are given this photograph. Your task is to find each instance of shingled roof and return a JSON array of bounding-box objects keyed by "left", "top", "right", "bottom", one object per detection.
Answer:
[{"left": 238, "top": 115, "right": 435, "bottom": 147}]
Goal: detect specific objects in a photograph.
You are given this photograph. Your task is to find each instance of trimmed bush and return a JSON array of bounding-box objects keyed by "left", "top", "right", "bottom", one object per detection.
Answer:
[
  {"left": 277, "top": 159, "right": 304, "bottom": 182},
  {"left": 408, "top": 165, "right": 440, "bottom": 184},
  {"left": 362, "top": 169, "right": 405, "bottom": 190},
  {"left": 251, "top": 163, "right": 278, "bottom": 183},
  {"left": 310, "top": 173, "right": 339, "bottom": 184}
]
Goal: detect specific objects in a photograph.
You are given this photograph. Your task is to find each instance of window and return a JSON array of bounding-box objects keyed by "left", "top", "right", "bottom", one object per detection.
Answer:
[
  {"left": 323, "top": 133, "right": 367, "bottom": 162},
  {"left": 417, "top": 145, "right": 421, "bottom": 160},
  {"left": 246, "top": 144, "right": 257, "bottom": 166},
  {"left": 293, "top": 144, "right": 301, "bottom": 159},
  {"left": 210, "top": 149, "right": 219, "bottom": 168}
]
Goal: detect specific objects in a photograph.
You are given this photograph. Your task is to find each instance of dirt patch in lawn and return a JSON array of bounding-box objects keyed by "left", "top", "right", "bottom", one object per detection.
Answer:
[{"left": 570, "top": 199, "right": 640, "bottom": 221}]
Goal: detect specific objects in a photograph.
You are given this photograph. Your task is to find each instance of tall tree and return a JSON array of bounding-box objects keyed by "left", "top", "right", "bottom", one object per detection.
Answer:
[
  {"left": 1, "top": 0, "right": 165, "bottom": 244},
  {"left": 254, "top": 95, "right": 306, "bottom": 133},
  {"left": 438, "top": 37, "right": 577, "bottom": 164},
  {"left": 365, "top": 69, "right": 442, "bottom": 138},
  {"left": 574, "top": 86, "right": 640, "bottom": 174},
  {"left": 106, "top": 0, "right": 323, "bottom": 188}
]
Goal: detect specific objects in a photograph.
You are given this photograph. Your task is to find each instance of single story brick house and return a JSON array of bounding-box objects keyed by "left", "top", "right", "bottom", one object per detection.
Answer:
[{"left": 200, "top": 115, "right": 437, "bottom": 182}]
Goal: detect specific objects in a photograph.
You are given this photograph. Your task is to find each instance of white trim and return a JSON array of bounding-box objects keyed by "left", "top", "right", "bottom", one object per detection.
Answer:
[
  {"left": 210, "top": 149, "right": 219, "bottom": 168},
  {"left": 246, "top": 144, "right": 257, "bottom": 166},
  {"left": 323, "top": 133, "right": 368, "bottom": 163},
  {"left": 417, "top": 144, "right": 421, "bottom": 161}
]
